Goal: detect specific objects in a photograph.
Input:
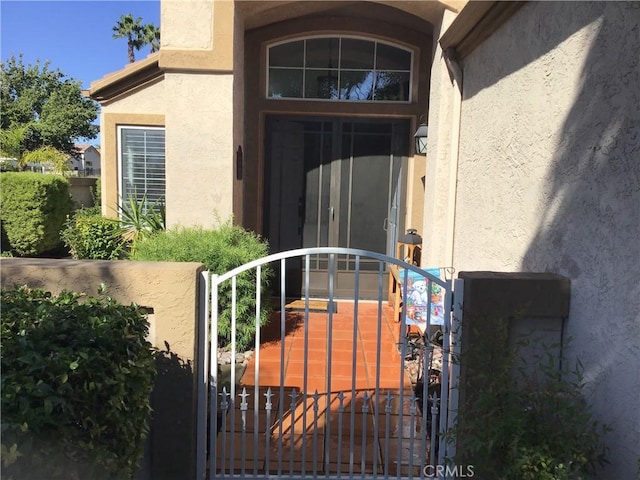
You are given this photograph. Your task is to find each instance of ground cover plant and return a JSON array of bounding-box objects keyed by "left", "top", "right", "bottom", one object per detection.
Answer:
[{"left": 1, "top": 286, "right": 156, "bottom": 479}]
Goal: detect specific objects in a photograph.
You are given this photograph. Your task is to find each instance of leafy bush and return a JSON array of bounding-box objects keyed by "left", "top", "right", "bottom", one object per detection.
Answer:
[
  {"left": 0, "top": 286, "right": 156, "bottom": 480},
  {"left": 61, "top": 209, "right": 125, "bottom": 260},
  {"left": 131, "top": 221, "right": 272, "bottom": 351},
  {"left": 451, "top": 320, "right": 610, "bottom": 479},
  {"left": 0, "top": 172, "right": 72, "bottom": 256}
]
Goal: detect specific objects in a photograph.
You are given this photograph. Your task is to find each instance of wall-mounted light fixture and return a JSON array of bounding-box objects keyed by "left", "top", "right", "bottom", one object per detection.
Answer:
[
  {"left": 236, "top": 145, "right": 243, "bottom": 180},
  {"left": 414, "top": 123, "right": 428, "bottom": 155}
]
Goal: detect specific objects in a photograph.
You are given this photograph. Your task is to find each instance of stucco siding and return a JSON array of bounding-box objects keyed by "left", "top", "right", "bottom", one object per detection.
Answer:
[
  {"left": 452, "top": 2, "right": 640, "bottom": 477},
  {"left": 164, "top": 72, "right": 234, "bottom": 228},
  {"left": 100, "top": 78, "right": 166, "bottom": 114},
  {"left": 422, "top": 9, "right": 457, "bottom": 267},
  {"left": 161, "top": 0, "right": 213, "bottom": 50}
]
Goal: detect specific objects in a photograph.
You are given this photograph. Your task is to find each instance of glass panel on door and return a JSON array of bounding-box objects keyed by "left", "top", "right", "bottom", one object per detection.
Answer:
[{"left": 265, "top": 116, "right": 408, "bottom": 297}]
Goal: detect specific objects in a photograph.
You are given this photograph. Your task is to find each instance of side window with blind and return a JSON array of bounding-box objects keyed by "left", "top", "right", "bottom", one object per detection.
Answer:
[{"left": 118, "top": 126, "right": 166, "bottom": 207}]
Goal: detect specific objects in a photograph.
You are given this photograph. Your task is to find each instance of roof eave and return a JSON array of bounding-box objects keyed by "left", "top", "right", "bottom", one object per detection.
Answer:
[
  {"left": 88, "top": 52, "right": 163, "bottom": 103},
  {"left": 440, "top": 1, "right": 526, "bottom": 59}
]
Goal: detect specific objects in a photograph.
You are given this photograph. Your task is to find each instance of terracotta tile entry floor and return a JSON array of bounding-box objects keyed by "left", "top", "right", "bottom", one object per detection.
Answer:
[{"left": 214, "top": 301, "right": 432, "bottom": 476}]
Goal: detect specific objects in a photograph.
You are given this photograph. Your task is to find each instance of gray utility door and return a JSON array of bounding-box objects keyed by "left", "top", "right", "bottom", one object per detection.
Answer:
[{"left": 265, "top": 116, "right": 409, "bottom": 298}]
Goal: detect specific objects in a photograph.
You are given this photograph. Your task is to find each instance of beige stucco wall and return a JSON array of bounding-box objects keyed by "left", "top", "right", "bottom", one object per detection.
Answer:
[
  {"left": 439, "top": 2, "right": 639, "bottom": 477},
  {"left": 164, "top": 72, "right": 234, "bottom": 227},
  {"left": 422, "top": 9, "right": 457, "bottom": 267},
  {"left": 0, "top": 258, "right": 202, "bottom": 360},
  {"left": 161, "top": 0, "right": 214, "bottom": 50},
  {"left": 0, "top": 258, "right": 205, "bottom": 479},
  {"left": 99, "top": 80, "right": 166, "bottom": 217}
]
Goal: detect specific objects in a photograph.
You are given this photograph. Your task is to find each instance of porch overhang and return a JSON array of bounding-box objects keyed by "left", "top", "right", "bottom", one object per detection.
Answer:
[
  {"left": 238, "top": 0, "right": 466, "bottom": 30},
  {"left": 440, "top": 1, "right": 525, "bottom": 59}
]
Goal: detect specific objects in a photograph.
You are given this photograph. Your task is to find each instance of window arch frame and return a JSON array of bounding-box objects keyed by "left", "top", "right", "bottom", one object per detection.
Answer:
[{"left": 266, "top": 34, "right": 415, "bottom": 103}]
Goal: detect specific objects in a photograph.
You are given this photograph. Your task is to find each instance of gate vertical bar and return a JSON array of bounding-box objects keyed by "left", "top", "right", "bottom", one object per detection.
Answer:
[
  {"left": 446, "top": 279, "right": 464, "bottom": 463},
  {"left": 397, "top": 267, "right": 410, "bottom": 478},
  {"left": 196, "top": 271, "right": 209, "bottom": 479},
  {"left": 228, "top": 276, "right": 238, "bottom": 475},
  {"left": 438, "top": 281, "right": 454, "bottom": 468},
  {"left": 349, "top": 255, "right": 361, "bottom": 476},
  {"left": 371, "top": 261, "right": 385, "bottom": 476},
  {"left": 302, "top": 254, "right": 311, "bottom": 476},
  {"left": 324, "top": 252, "right": 336, "bottom": 474},
  {"left": 253, "top": 265, "right": 262, "bottom": 475},
  {"left": 209, "top": 274, "right": 220, "bottom": 478},
  {"left": 277, "top": 258, "right": 286, "bottom": 475}
]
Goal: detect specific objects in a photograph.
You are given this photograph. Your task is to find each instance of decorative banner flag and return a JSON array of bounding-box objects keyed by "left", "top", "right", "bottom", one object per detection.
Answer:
[{"left": 398, "top": 268, "right": 445, "bottom": 328}]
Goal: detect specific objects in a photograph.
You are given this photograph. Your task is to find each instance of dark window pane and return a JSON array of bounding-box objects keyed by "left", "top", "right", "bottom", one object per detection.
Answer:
[
  {"left": 305, "top": 69, "right": 339, "bottom": 99},
  {"left": 269, "top": 68, "right": 303, "bottom": 98},
  {"left": 269, "top": 41, "right": 304, "bottom": 67},
  {"left": 376, "top": 43, "right": 411, "bottom": 70},
  {"left": 374, "top": 71, "right": 410, "bottom": 101},
  {"left": 340, "top": 38, "right": 375, "bottom": 69},
  {"left": 352, "top": 122, "right": 392, "bottom": 134},
  {"left": 339, "top": 70, "right": 374, "bottom": 100},
  {"left": 306, "top": 38, "right": 340, "bottom": 68}
]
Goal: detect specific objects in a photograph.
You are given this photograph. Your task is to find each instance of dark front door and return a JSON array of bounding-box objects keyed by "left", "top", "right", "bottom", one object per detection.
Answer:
[{"left": 265, "top": 116, "right": 409, "bottom": 298}]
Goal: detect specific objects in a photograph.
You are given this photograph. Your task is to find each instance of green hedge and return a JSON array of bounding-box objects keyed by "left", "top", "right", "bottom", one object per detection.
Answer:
[
  {"left": 1, "top": 286, "right": 156, "bottom": 480},
  {"left": 61, "top": 209, "right": 125, "bottom": 260},
  {"left": 130, "top": 221, "right": 272, "bottom": 351},
  {"left": 0, "top": 172, "right": 72, "bottom": 256}
]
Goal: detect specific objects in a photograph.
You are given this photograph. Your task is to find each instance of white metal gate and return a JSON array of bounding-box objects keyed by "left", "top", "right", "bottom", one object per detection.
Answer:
[{"left": 196, "top": 248, "right": 462, "bottom": 479}]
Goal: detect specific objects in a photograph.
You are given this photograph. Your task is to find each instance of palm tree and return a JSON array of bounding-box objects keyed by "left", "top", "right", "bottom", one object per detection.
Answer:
[
  {"left": 112, "top": 14, "right": 144, "bottom": 63},
  {"left": 142, "top": 23, "right": 161, "bottom": 53},
  {"left": 0, "top": 126, "right": 69, "bottom": 173}
]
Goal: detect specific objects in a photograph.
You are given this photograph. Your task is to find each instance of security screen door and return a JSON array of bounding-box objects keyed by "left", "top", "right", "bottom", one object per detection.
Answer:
[{"left": 265, "top": 116, "right": 408, "bottom": 298}]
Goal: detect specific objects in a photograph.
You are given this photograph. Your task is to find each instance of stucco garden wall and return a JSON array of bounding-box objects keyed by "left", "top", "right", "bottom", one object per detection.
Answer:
[
  {"left": 451, "top": 2, "right": 639, "bottom": 477},
  {"left": 0, "top": 258, "right": 205, "bottom": 480}
]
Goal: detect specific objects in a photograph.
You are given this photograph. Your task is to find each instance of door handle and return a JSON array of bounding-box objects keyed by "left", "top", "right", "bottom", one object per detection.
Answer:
[
  {"left": 329, "top": 206, "right": 334, "bottom": 221},
  {"left": 383, "top": 217, "right": 388, "bottom": 231}
]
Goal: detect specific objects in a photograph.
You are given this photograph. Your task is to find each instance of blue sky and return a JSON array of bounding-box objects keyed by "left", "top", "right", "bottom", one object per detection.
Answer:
[{"left": 1, "top": 0, "right": 160, "bottom": 90}]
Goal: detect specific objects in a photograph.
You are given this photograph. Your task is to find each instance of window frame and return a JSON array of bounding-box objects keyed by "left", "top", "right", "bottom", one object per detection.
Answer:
[
  {"left": 116, "top": 125, "right": 166, "bottom": 214},
  {"left": 266, "top": 35, "right": 414, "bottom": 103}
]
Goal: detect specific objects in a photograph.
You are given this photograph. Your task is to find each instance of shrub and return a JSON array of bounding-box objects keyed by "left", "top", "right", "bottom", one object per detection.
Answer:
[
  {"left": 0, "top": 286, "right": 156, "bottom": 480},
  {"left": 130, "top": 221, "right": 272, "bottom": 351},
  {"left": 0, "top": 172, "right": 72, "bottom": 256},
  {"left": 117, "top": 194, "right": 165, "bottom": 247},
  {"left": 61, "top": 209, "right": 125, "bottom": 260},
  {"left": 450, "top": 320, "right": 610, "bottom": 480}
]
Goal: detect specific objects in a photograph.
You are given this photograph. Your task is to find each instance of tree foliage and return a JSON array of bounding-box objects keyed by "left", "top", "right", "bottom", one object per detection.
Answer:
[
  {"left": 112, "top": 14, "right": 160, "bottom": 63},
  {"left": 0, "top": 55, "right": 98, "bottom": 160}
]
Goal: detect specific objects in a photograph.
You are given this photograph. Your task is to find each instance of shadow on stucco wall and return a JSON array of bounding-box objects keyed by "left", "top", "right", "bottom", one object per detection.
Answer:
[
  {"left": 516, "top": 2, "right": 640, "bottom": 477},
  {"left": 145, "top": 343, "right": 195, "bottom": 480},
  {"left": 453, "top": 2, "right": 639, "bottom": 477}
]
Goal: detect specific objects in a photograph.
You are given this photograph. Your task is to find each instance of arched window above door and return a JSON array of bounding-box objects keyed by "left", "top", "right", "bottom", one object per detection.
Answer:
[{"left": 267, "top": 36, "right": 413, "bottom": 102}]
